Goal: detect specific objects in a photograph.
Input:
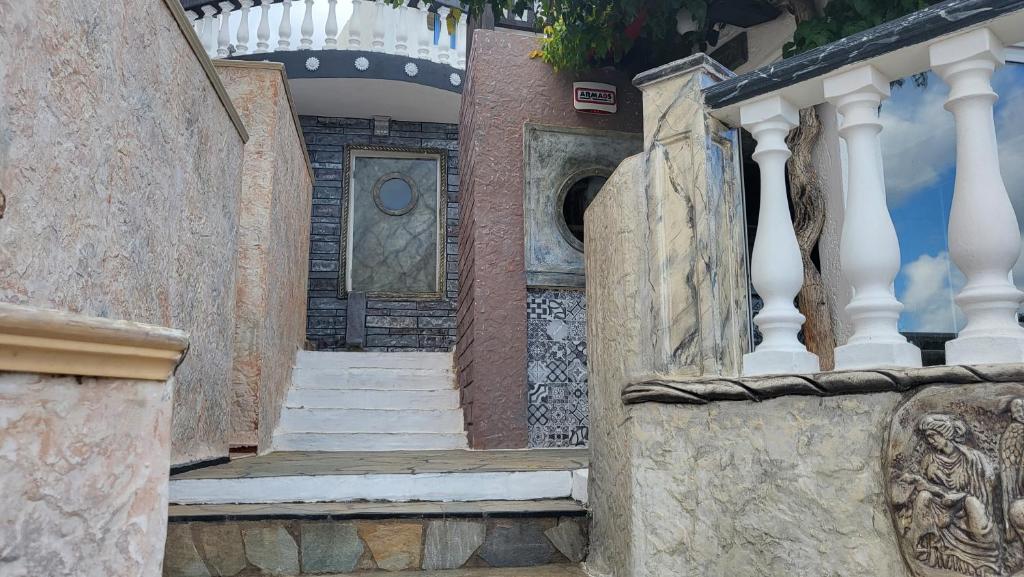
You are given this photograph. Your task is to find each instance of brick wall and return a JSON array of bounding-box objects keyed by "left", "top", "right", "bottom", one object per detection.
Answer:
[{"left": 301, "top": 116, "right": 460, "bottom": 352}]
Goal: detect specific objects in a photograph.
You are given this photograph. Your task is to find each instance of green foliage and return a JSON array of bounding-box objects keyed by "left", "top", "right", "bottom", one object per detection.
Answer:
[
  {"left": 783, "top": 0, "right": 932, "bottom": 56},
  {"left": 389, "top": 0, "right": 939, "bottom": 71}
]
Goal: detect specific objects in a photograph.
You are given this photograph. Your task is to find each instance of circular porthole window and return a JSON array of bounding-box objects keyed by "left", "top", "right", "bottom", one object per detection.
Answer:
[
  {"left": 557, "top": 171, "right": 610, "bottom": 251},
  {"left": 372, "top": 173, "right": 418, "bottom": 216}
]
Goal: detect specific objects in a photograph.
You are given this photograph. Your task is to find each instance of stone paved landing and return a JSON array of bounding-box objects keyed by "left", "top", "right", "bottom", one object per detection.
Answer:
[
  {"left": 172, "top": 449, "right": 589, "bottom": 480},
  {"left": 168, "top": 450, "right": 590, "bottom": 505}
]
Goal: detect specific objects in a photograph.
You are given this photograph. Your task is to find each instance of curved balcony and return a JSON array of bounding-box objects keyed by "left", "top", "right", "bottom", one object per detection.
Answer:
[{"left": 184, "top": 0, "right": 468, "bottom": 121}]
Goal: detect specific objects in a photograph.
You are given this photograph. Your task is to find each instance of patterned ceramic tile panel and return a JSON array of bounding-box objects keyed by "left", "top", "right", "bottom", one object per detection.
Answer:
[{"left": 527, "top": 289, "right": 588, "bottom": 448}]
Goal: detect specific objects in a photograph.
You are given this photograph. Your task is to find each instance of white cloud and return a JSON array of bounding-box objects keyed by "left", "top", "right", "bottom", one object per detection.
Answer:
[
  {"left": 899, "top": 252, "right": 965, "bottom": 333},
  {"left": 879, "top": 78, "right": 956, "bottom": 208}
]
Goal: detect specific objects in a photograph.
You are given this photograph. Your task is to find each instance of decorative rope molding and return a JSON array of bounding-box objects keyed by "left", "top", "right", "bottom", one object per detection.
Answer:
[
  {"left": 0, "top": 303, "right": 190, "bottom": 381},
  {"left": 621, "top": 364, "right": 1024, "bottom": 405}
]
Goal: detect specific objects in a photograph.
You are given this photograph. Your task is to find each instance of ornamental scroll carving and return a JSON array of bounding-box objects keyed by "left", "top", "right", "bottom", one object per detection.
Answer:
[{"left": 886, "top": 383, "right": 1024, "bottom": 577}]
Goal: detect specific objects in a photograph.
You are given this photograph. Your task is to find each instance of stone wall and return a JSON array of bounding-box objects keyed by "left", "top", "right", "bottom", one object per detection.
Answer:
[
  {"left": 458, "top": 28, "right": 643, "bottom": 448},
  {"left": 0, "top": 0, "right": 246, "bottom": 466},
  {"left": 301, "top": 115, "right": 459, "bottom": 352},
  {"left": 595, "top": 395, "right": 908, "bottom": 577},
  {"left": 165, "top": 515, "right": 587, "bottom": 575},
  {"left": 0, "top": 373, "right": 175, "bottom": 577},
  {"left": 215, "top": 61, "right": 313, "bottom": 451}
]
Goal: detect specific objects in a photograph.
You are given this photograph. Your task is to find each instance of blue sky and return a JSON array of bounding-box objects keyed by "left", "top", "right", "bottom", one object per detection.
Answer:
[{"left": 878, "top": 61, "right": 1024, "bottom": 332}]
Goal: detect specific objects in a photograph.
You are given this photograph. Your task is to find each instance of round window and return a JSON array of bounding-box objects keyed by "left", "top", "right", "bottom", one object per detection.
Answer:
[
  {"left": 559, "top": 173, "right": 608, "bottom": 250},
  {"left": 373, "top": 174, "right": 417, "bottom": 215}
]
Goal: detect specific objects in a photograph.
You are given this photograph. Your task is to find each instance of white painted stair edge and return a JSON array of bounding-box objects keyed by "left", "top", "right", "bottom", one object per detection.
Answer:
[{"left": 169, "top": 468, "right": 591, "bottom": 505}]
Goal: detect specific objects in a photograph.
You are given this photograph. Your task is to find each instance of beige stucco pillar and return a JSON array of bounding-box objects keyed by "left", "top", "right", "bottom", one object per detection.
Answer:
[{"left": 0, "top": 303, "right": 188, "bottom": 577}]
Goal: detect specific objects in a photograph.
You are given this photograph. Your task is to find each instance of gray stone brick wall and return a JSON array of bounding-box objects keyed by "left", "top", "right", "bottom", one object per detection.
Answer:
[{"left": 302, "top": 116, "right": 459, "bottom": 352}]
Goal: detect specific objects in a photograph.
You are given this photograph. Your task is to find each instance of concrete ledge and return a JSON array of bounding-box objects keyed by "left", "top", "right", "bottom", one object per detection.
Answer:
[
  {"left": 622, "top": 362, "right": 1024, "bottom": 405},
  {"left": 161, "top": 0, "right": 249, "bottom": 143},
  {"left": 0, "top": 303, "right": 189, "bottom": 381}
]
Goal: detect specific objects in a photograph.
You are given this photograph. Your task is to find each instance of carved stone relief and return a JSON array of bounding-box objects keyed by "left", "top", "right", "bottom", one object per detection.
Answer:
[{"left": 886, "top": 383, "right": 1024, "bottom": 577}]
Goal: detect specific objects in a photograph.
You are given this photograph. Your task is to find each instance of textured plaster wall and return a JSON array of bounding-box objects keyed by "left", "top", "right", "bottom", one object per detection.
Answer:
[
  {"left": 216, "top": 62, "right": 313, "bottom": 451},
  {"left": 0, "top": 373, "right": 174, "bottom": 577},
  {"left": 0, "top": 0, "right": 245, "bottom": 465},
  {"left": 623, "top": 396, "right": 908, "bottom": 577},
  {"left": 458, "top": 28, "right": 643, "bottom": 448}
]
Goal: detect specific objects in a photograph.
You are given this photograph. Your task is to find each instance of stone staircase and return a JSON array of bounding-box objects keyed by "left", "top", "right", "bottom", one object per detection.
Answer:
[
  {"left": 164, "top": 450, "right": 590, "bottom": 576},
  {"left": 272, "top": 351, "right": 468, "bottom": 451}
]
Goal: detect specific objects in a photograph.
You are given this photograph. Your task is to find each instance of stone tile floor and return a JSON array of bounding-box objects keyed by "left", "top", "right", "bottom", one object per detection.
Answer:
[{"left": 172, "top": 449, "right": 590, "bottom": 480}]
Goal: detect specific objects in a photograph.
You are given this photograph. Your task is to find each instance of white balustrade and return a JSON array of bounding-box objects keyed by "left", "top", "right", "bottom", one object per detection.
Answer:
[
  {"left": 347, "top": 0, "right": 366, "bottom": 50},
  {"left": 217, "top": 2, "right": 232, "bottom": 57},
  {"left": 256, "top": 0, "right": 272, "bottom": 53},
  {"left": 823, "top": 65, "right": 922, "bottom": 370},
  {"left": 930, "top": 28, "right": 1024, "bottom": 364},
  {"left": 324, "top": 0, "right": 339, "bottom": 49},
  {"left": 200, "top": 5, "right": 218, "bottom": 56},
  {"left": 277, "top": 0, "right": 292, "bottom": 51},
  {"left": 300, "top": 0, "right": 314, "bottom": 49},
  {"left": 436, "top": 7, "right": 452, "bottom": 64},
  {"left": 235, "top": 0, "right": 252, "bottom": 55},
  {"left": 704, "top": 10, "right": 1024, "bottom": 374},
  {"left": 416, "top": 3, "right": 432, "bottom": 60},
  {"left": 394, "top": 3, "right": 410, "bottom": 56},
  {"left": 455, "top": 13, "right": 466, "bottom": 69},
  {"left": 371, "top": 1, "right": 388, "bottom": 52},
  {"left": 189, "top": 0, "right": 469, "bottom": 68},
  {"left": 741, "top": 96, "right": 821, "bottom": 376}
]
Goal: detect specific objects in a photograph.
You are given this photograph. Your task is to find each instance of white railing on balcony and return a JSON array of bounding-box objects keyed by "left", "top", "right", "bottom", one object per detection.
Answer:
[
  {"left": 707, "top": 10, "right": 1024, "bottom": 375},
  {"left": 187, "top": 0, "right": 468, "bottom": 70}
]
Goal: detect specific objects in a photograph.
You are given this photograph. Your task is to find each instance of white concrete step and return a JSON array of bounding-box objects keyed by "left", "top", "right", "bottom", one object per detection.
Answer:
[
  {"left": 271, "top": 432, "right": 468, "bottom": 452},
  {"left": 278, "top": 408, "right": 464, "bottom": 434},
  {"left": 292, "top": 368, "right": 455, "bottom": 390},
  {"left": 296, "top": 350, "right": 453, "bottom": 371},
  {"left": 285, "top": 387, "right": 460, "bottom": 410}
]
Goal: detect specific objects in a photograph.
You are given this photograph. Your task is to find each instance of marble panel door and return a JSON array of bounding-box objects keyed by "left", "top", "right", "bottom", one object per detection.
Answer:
[{"left": 344, "top": 148, "right": 445, "bottom": 298}]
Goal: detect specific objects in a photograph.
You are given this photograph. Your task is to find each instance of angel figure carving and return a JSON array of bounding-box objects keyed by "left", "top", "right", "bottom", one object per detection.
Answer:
[
  {"left": 1000, "top": 398, "right": 1024, "bottom": 547},
  {"left": 893, "top": 414, "right": 1000, "bottom": 577}
]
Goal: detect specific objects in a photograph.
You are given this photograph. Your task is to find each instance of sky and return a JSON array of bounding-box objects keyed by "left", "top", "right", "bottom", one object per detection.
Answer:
[{"left": 879, "top": 60, "right": 1024, "bottom": 332}]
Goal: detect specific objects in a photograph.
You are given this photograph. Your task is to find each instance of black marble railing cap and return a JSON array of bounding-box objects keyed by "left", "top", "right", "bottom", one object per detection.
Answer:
[
  {"left": 703, "top": 0, "right": 1024, "bottom": 110},
  {"left": 633, "top": 53, "right": 735, "bottom": 89},
  {"left": 621, "top": 363, "right": 1024, "bottom": 405}
]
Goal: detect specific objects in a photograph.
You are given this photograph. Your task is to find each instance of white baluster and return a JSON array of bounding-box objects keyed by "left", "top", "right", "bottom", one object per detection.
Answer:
[
  {"left": 394, "top": 3, "right": 410, "bottom": 56},
  {"left": 455, "top": 15, "right": 466, "bottom": 69},
  {"left": 256, "top": 0, "right": 271, "bottom": 53},
  {"left": 235, "top": 0, "right": 252, "bottom": 55},
  {"left": 929, "top": 28, "right": 1024, "bottom": 364},
  {"left": 191, "top": 10, "right": 206, "bottom": 44},
  {"left": 823, "top": 65, "right": 922, "bottom": 370},
  {"left": 217, "top": 2, "right": 233, "bottom": 57},
  {"left": 436, "top": 6, "right": 452, "bottom": 64},
  {"left": 740, "top": 95, "right": 820, "bottom": 376},
  {"left": 347, "top": 0, "right": 364, "bottom": 49},
  {"left": 201, "top": 5, "right": 218, "bottom": 56},
  {"left": 324, "top": 0, "right": 339, "bottom": 49},
  {"left": 300, "top": 0, "right": 315, "bottom": 49},
  {"left": 278, "top": 0, "right": 293, "bottom": 50},
  {"left": 371, "top": 1, "right": 387, "bottom": 52},
  {"left": 416, "top": 3, "right": 432, "bottom": 60}
]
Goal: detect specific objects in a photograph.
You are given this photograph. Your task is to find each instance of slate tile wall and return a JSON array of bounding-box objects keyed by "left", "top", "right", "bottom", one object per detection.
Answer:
[
  {"left": 527, "top": 288, "right": 589, "bottom": 448},
  {"left": 301, "top": 116, "right": 460, "bottom": 352}
]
